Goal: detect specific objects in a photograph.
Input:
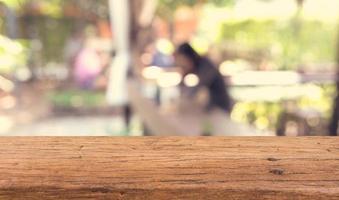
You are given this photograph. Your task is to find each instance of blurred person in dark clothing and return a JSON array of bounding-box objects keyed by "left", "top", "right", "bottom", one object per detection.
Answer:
[{"left": 174, "top": 43, "right": 233, "bottom": 113}]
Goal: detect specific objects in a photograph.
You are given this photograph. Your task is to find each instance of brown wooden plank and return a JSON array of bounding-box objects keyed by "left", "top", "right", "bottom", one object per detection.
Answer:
[{"left": 0, "top": 137, "right": 338, "bottom": 199}]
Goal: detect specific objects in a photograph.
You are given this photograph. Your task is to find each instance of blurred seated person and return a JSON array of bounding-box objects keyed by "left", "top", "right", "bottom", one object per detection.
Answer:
[
  {"left": 73, "top": 39, "right": 110, "bottom": 90},
  {"left": 174, "top": 43, "right": 233, "bottom": 113}
]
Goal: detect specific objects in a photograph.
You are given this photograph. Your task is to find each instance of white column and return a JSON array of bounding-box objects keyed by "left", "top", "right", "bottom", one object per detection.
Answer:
[{"left": 107, "top": 0, "right": 130, "bottom": 106}]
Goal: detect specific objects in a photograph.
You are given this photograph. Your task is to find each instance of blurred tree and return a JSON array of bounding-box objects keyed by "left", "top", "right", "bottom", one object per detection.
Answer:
[
  {"left": 157, "top": 0, "right": 234, "bottom": 39},
  {"left": 0, "top": 0, "right": 111, "bottom": 81},
  {"left": 329, "top": 26, "right": 339, "bottom": 136},
  {"left": 158, "top": 0, "right": 234, "bottom": 12},
  {"left": 0, "top": 2, "right": 17, "bottom": 38},
  {"left": 0, "top": 0, "right": 24, "bottom": 9}
]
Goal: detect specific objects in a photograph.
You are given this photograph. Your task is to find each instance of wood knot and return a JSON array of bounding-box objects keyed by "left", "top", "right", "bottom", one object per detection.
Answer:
[
  {"left": 267, "top": 157, "right": 280, "bottom": 162},
  {"left": 90, "top": 187, "right": 110, "bottom": 193},
  {"left": 270, "top": 168, "right": 284, "bottom": 175}
]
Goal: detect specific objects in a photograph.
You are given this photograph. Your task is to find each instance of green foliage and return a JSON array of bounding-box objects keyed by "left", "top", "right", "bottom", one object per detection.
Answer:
[
  {"left": 0, "top": 35, "right": 27, "bottom": 73},
  {"left": 1, "top": 0, "right": 109, "bottom": 63},
  {"left": 1, "top": 0, "right": 108, "bottom": 17},
  {"left": 232, "top": 101, "right": 282, "bottom": 130},
  {"left": 1, "top": 0, "right": 63, "bottom": 16},
  {"left": 219, "top": 20, "right": 337, "bottom": 69},
  {"left": 159, "top": 0, "right": 234, "bottom": 8},
  {"left": 157, "top": 0, "right": 234, "bottom": 20},
  {"left": 48, "top": 90, "right": 106, "bottom": 108},
  {"left": 36, "top": 17, "right": 74, "bottom": 62},
  {"left": 231, "top": 84, "right": 335, "bottom": 131},
  {"left": 0, "top": 0, "right": 24, "bottom": 9}
]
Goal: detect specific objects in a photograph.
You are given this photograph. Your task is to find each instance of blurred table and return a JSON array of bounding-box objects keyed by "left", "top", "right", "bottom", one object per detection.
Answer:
[{"left": 128, "top": 80, "right": 273, "bottom": 136}]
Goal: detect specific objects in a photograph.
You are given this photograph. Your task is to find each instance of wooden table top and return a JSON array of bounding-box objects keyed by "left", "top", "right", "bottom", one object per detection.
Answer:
[{"left": 0, "top": 137, "right": 338, "bottom": 199}]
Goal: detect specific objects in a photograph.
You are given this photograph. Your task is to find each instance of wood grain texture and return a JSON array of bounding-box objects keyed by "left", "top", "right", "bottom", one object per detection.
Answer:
[{"left": 0, "top": 137, "right": 338, "bottom": 199}]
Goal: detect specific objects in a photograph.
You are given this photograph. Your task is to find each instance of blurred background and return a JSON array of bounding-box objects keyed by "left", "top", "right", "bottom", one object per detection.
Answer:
[{"left": 0, "top": 0, "right": 338, "bottom": 136}]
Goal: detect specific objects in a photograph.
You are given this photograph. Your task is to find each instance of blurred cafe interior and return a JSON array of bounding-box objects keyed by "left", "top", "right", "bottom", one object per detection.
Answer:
[{"left": 0, "top": 0, "right": 339, "bottom": 136}]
